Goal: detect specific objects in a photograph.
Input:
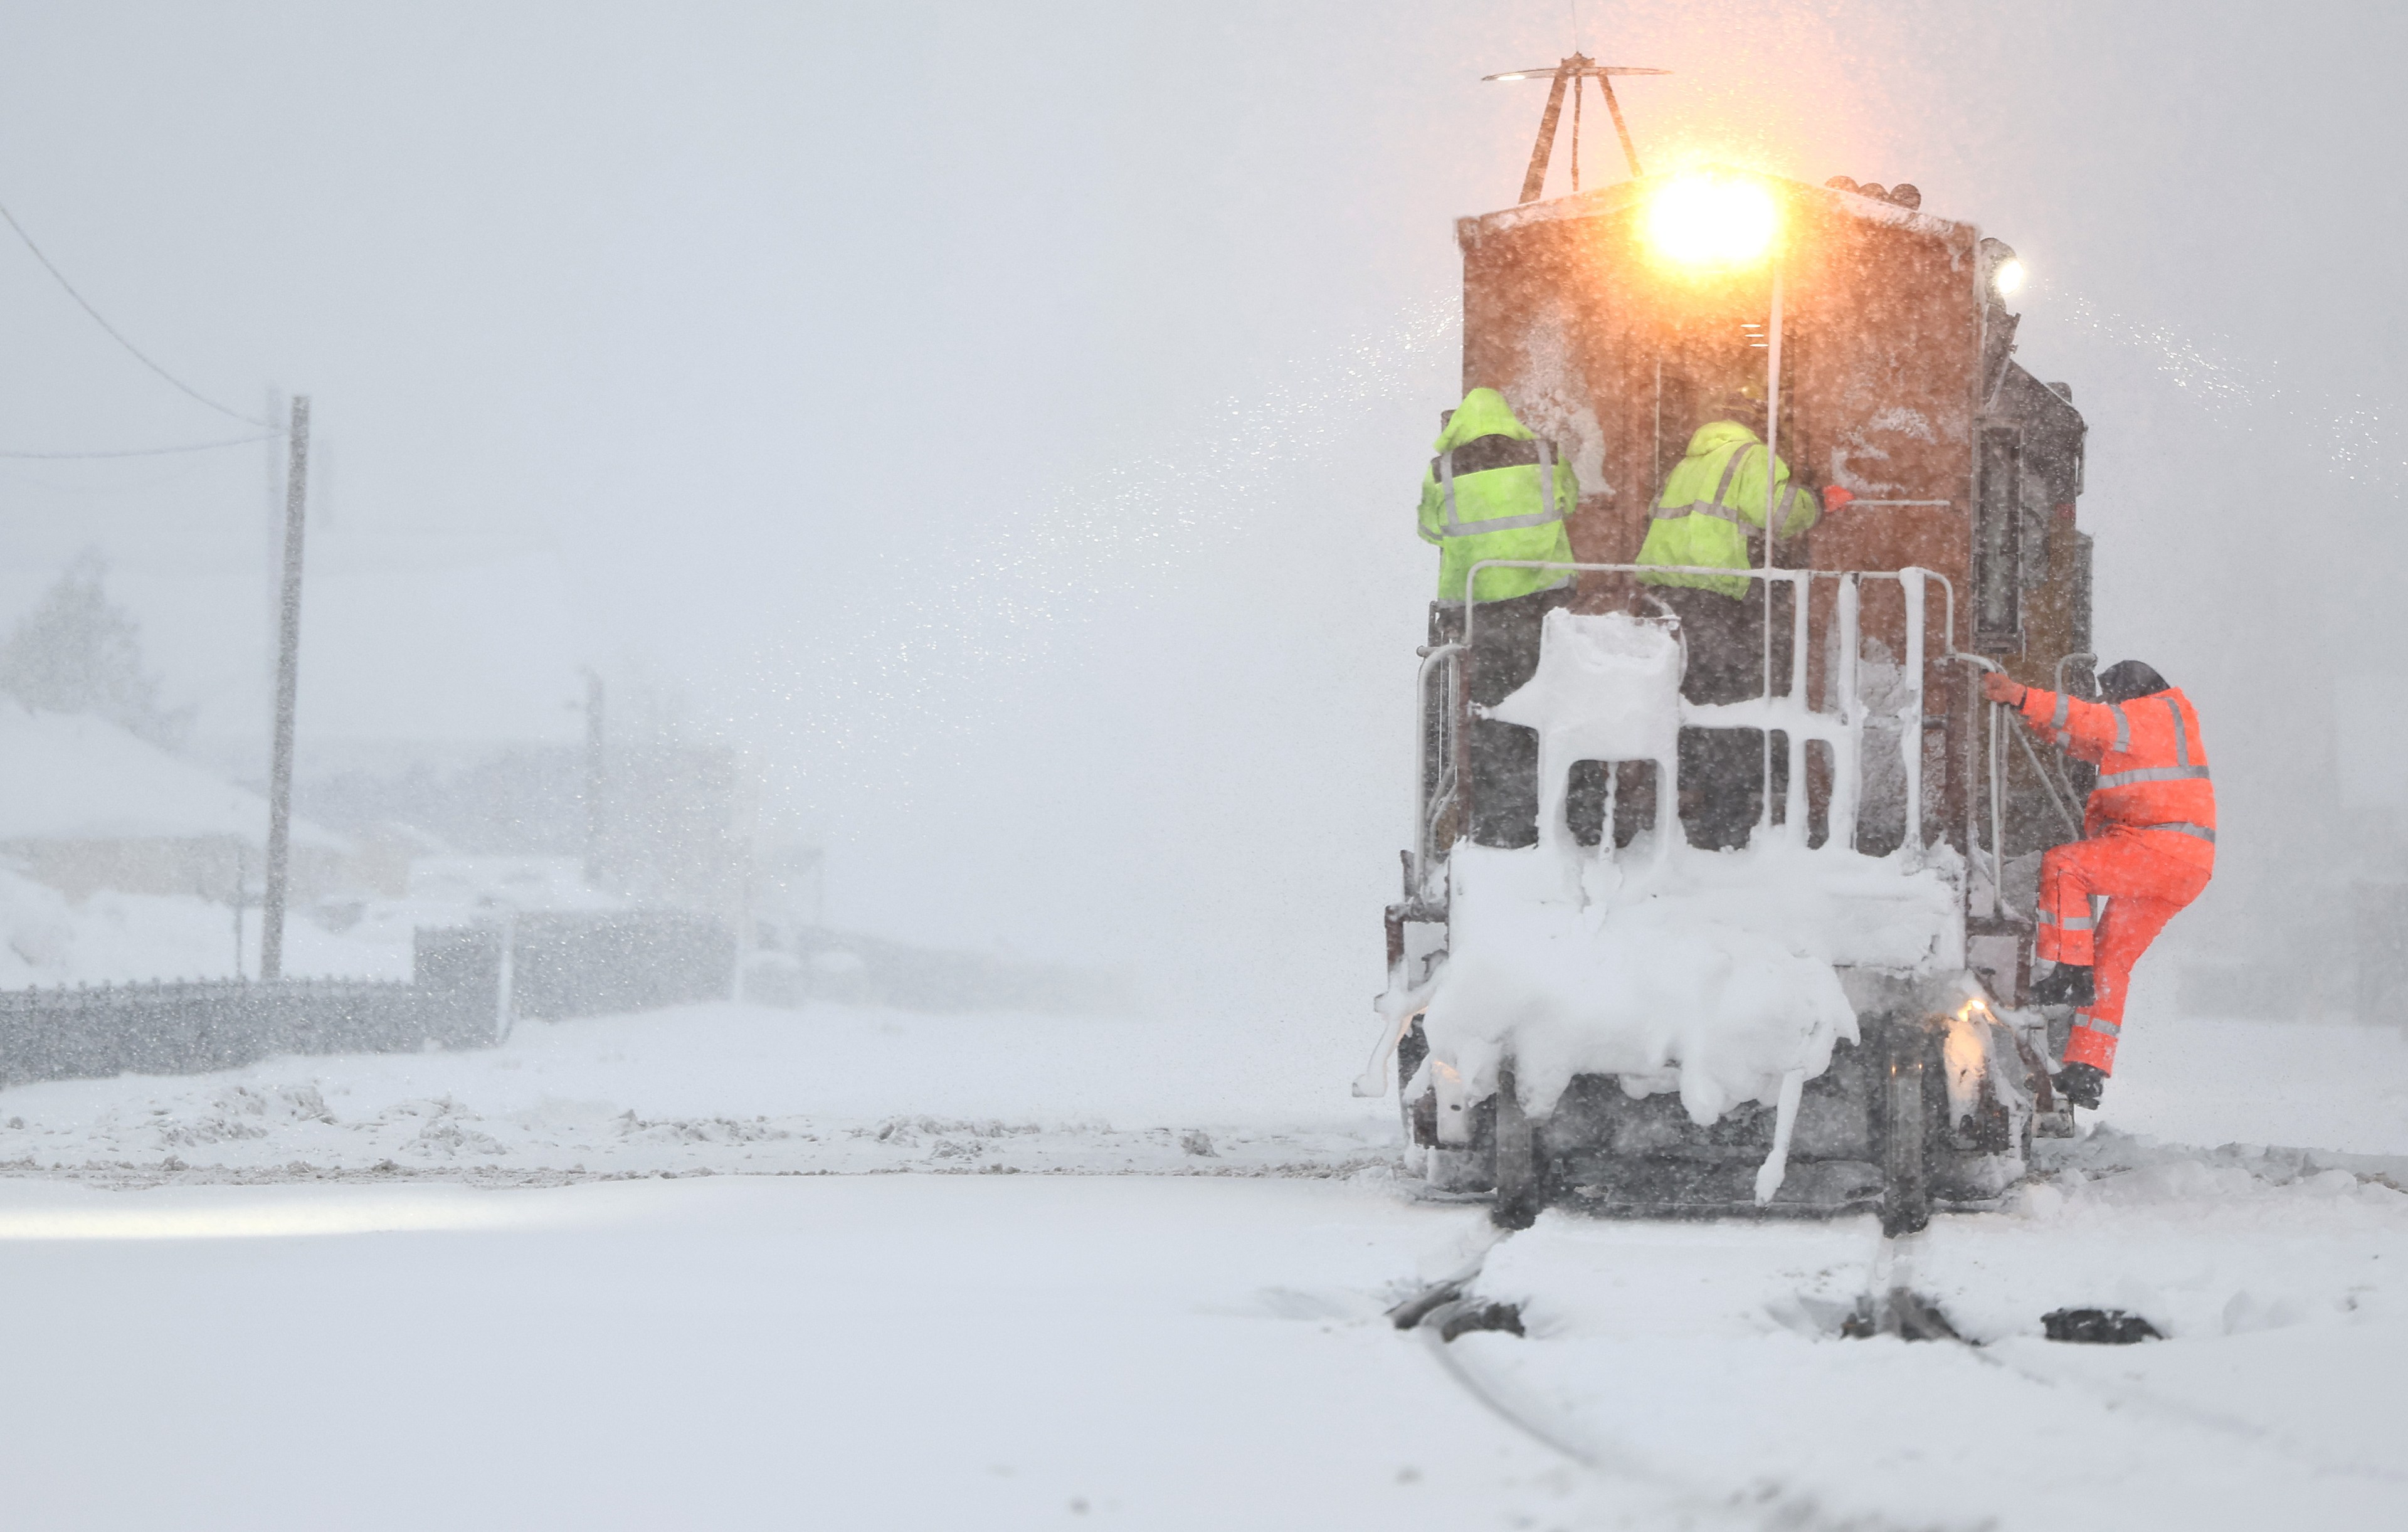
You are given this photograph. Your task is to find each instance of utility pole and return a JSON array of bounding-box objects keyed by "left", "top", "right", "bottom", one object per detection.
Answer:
[
  {"left": 263, "top": 385, "right": 285, "bottom": 744},
  {"left": 260, "top": 395, "right": 310, "bottom": 980},
  {"left": 582, "top": 667, "right": 608, "bottom": 886}
]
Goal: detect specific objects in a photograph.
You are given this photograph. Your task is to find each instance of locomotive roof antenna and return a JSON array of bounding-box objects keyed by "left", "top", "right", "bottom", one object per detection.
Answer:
[{"left": 1486, "top": 55, "right": 1670, "bottom": 203}]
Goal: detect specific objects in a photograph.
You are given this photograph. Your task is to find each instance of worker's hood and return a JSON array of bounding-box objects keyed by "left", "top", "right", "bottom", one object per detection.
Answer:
[
  {"left": 1683, "top": 420, "right": 1763, "bottom": 459},
  {"left": 2098, "top": 660, "right": 2170, "bottom": 702},
  {"left": 1432, "top": 388, "right": 1534, "bottom": 452}
]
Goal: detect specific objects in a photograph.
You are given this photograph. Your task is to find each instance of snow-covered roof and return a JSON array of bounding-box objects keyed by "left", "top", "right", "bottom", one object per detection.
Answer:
[
  {"left": 0, "top": 702, "right": 348, "bottom": 850},
  {"left": 1455, "top": 164, "right": 1972, "bottom": 250}
]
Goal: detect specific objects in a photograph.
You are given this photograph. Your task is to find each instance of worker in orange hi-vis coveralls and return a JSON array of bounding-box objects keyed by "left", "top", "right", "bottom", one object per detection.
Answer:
[{"left": 1981, "top": 661, "right": 2215, "bottom": 1111}]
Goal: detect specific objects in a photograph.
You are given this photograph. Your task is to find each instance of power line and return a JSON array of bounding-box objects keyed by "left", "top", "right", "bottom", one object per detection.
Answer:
[
  {"left": 0, "top": 431, "right": 280, "bottom": 460},
  {"left": 0, "top": 193, "right": 279, "bottom": 431}
]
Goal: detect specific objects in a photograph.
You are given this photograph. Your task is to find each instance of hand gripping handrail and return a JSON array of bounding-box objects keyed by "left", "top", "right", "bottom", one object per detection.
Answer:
[{"left": 2055, "top": 651, "right": 2098, "bottom": 699}]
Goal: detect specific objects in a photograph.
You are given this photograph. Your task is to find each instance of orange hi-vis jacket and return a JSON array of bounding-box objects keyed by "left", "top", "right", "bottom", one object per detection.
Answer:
[{"left": 2015, "top": 685, "right": 2215, "bottom": 864}]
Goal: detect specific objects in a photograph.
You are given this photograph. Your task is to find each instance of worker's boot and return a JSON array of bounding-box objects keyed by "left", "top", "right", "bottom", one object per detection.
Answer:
[
  {"left": 2029, "top": 963, "right": 2096, "bottom": 1007},
  {"left": 2053, "top": 1062, "right": 2106, "bottom": 1111}
]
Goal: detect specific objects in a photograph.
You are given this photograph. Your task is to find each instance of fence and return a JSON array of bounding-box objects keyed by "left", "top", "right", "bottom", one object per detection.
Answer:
[{"left": 0, "top": 909, "right": 736, "bottom": 1089}]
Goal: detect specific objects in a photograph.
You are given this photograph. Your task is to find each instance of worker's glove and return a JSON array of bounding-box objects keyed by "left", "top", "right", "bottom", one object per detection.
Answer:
[
  {"left": 1979, "top": 671, "right": 2027, "bottom": 707},
  {"left": 2029, "top": 962, "right": 2095, "bottom": 1007},
  {"left": 1820, "top": 485, "right": 1856, "bottom": 514},
  {"left": 2052, "top": 1062, "right": 2106, "bottom": 1111}
]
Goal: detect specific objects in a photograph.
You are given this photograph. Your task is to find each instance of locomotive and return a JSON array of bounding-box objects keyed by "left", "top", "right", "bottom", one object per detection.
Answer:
[{"left": 1361, "top": 94, "right": 2094, "bottom": 1234}]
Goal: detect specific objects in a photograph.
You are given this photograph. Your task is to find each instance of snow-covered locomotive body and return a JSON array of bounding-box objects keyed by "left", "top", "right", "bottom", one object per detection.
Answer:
[{"left": 1370, "top": 169, "right": 2093, "bottom": 1231}]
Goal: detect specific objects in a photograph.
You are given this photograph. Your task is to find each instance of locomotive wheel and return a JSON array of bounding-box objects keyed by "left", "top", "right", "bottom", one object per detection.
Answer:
[
  {"left": 1491, "top": 1057, "right": 1543, "bottom": 1230},
  {"left": 1882, "top": 1023, "right": 1931, "bottom": 1237}
]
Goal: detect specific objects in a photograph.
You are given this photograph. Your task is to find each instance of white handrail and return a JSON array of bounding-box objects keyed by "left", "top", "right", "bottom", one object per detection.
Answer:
[
  {"left": 1435, "top": 559, "right": 1960, "bottom": 869},
  {"left": 1410, "top": 642, "right": 1464, "bottom": 896}
]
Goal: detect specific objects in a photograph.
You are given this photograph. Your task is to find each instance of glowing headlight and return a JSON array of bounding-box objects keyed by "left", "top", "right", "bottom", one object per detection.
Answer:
[{"left": 1645, "top": 174, "right": 1777, "bottom": 267}]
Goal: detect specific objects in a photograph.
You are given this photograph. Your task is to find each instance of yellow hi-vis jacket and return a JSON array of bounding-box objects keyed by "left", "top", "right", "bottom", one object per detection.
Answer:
[
  {"left": 1416, "top": 388, "right": 1578, "bottom": 603},
  {"left": 1636, "top": 421, "right": 1817, "bottom": 600}
]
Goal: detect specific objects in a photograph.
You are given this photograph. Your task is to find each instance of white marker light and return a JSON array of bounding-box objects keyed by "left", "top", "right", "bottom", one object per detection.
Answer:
[{"left": 1993, "top": 258, "right": 2027, "bottom": 298}]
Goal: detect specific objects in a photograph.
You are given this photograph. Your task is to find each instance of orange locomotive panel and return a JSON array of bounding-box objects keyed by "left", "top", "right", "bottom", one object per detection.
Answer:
[{"left": 1452, "top": 167, "right": 2089, "bottom": 863}]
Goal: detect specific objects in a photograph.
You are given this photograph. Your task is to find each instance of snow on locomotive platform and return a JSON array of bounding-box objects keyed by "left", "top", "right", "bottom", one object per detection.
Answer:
[
  {"left": 1427, "top": 838, "right": 1959, "bottom": 1126},
  {"left": 1417, "top": 609, "right": 1961, "bottom": 1131}
]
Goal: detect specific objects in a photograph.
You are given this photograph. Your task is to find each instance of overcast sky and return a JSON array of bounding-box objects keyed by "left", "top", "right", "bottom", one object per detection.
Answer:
[{"left": 0, "top": 1, "right": 2399, "bottom": 1018}]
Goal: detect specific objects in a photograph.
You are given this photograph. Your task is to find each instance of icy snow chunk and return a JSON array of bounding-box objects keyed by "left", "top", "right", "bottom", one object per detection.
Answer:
[
  {"left": 1423, "top": 847, "right": 1859, "bottom": 1128},
  {"left": 1489, "top": 610, "right": 1682, "bottom": 864},
  {"left": 1488, "top": 610, "right": 1682, "bottom": 769}
]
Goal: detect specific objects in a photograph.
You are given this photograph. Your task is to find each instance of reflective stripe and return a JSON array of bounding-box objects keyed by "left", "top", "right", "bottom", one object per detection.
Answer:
[
  {"left": 1645, "top": 442, "right": 1803, "bottom": 540},
  {"left": 2098, "top": 764, "right": 2212, "bottom": 788},
  {"left": 1646, "top": 443, "right": 1751, "bottom": 527},
  {"left": 2054, "top": 729, "right": 2073, "bottom": 748},
  {"left": 1437, "top": 505, "right": 1563, "bottom": 536},
  {"left": 2034, "top": 908, "right": 2093, "bottom": 929},
  {"left": 1650, "top": 498, "right": 1748, "bottom": 524},
  {"left": 2143, "top": 821, "right": 2216, "bottom": 843},
  {"left": 1437, "top": 436, "right": 1565, "bottom": 537},
  {"left": 1713, "top": 443, "right": 1751, "bottom": 505},
  {"left": 2110, "top": 704, "right": 2130, "bottom": 754},
  {"left": 1773, "top": 480, "right": 1803, "bottom": 535},
  {"left": 2052, "top": 693, "right": 2069, "bottom": 729},
  {"left": 2168, "top": 695, "right": 2193, "bottom": 766},
  {"left": 2074, "top": 1013, "right": 2121, "bottom": 1038}
]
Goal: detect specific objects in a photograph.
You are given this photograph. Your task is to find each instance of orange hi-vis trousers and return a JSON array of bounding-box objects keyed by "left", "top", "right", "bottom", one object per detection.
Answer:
[{"left": 2035, "top": 827, "right": 2212, "bottom": 1073}]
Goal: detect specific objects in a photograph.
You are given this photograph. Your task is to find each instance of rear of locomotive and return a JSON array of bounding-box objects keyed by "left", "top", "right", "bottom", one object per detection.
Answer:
[{"left": 1363, "top": 169, "right": 2095, "bottom": 1232}]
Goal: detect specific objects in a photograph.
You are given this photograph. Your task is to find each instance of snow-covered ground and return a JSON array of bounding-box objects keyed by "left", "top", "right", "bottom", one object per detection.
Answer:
[
  {"left": 0, "top": 1003, "right": 2402, "bottom": 1529},
  {"left": 0, "top": 1176, "right": 1580, "bottom": 1529}
]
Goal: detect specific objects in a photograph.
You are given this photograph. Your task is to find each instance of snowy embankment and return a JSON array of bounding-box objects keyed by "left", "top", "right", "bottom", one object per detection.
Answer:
[
  {"left": 0, "top": 993, "right": 2400, "bottom": 1191},
  {"left": 0, "top": 854, "right": 618, "bottom": 989},
  {"left": 0, "top": 999, "right": 1403, "bottom": 1182},
  {"left": 0, "top": 864, "right": 406, "bottom": 986}
]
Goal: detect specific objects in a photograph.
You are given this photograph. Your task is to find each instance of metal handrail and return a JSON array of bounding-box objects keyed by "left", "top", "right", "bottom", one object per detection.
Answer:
[
  {"left": 1411, "top": 642, "right": 1464, "bottom": 894},
  {"left": 1435, "top": 559, "right": 1958, "bottom": 866},
  {"left": 2055, "top": 650, "right": 2098, "bottom": 698},
  {"left": 1454, "top": 559, "right": 1958, "bottom": 652},
  {"left": 1945, "top": 653, "right": 2008, "bottom": 917},
  {"left": 2014, "top": 725, "right": 2085, "bottom": 841}
]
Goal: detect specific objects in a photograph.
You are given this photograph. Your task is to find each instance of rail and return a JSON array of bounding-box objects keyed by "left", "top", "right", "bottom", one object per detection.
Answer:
[{"left": 1412, "top": 559, "right": 1967, "bottom": 901}]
